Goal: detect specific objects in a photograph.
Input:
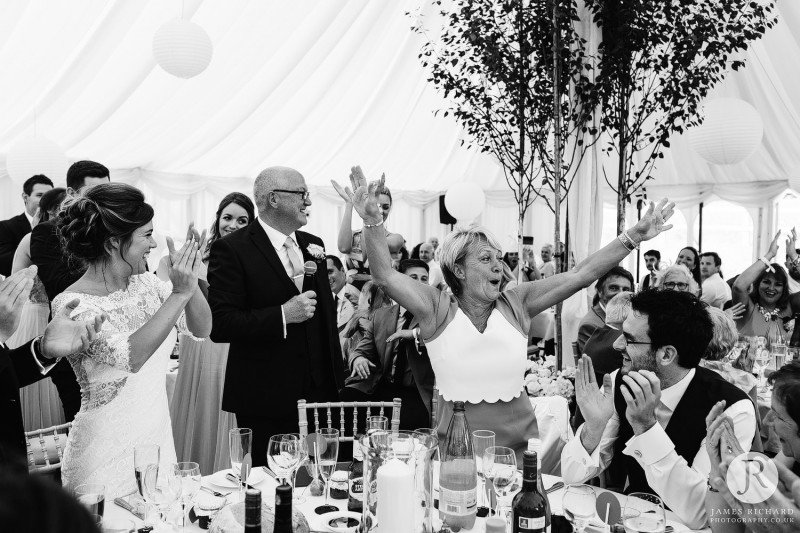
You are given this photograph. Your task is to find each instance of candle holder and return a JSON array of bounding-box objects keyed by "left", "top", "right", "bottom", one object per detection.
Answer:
[{"left": 360, "top": 431, "right": 438, "bottom": 533}]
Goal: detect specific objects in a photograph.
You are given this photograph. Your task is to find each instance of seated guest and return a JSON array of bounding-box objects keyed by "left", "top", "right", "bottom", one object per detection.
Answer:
[
  {"left": 732, "top": 232, "right": 797, "bottom": 337},
  {"left": 700, "top": 307, "right": 758, "bottom": 398},
  {"left": 576, "top": 266, "right": 634, "bottom": 353},
  {"left": 327, "top": 255, "right": 356, "bottom": 336},
  {"left": 700, "top": 252, "right": 731, "bottom": 309},
  {"left": 563, "top": 290, "right": 756, "bottom": 529},
  {"left": 583, "top": 291, "right": 632, "bottom": 384},
  {"left": 639, "top": 249, "right": 660, "bottom": 291},
  {"left": 340, "top": 281, "right": 392, "bottom": 386},
  {"left": 653, "top": 263, "right": 699, "bottom": 295},
  {"left": 334, "top": 168, "right": 673, "bottom": 460}
]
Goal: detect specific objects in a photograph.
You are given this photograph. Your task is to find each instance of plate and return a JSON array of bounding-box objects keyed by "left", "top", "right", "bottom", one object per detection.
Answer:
[
  {"left": 323, "top": 511, "right": 361, "bottom": 533},
  {"left": 205, "top": 468, "right": 269, "bottom": 488}
]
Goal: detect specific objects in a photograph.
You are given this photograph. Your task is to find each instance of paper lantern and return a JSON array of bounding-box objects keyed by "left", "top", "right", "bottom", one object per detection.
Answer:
[
  {"left": 445, "top": 182, "right": 486, "bottom": 223},
  {"left": 688, "top": 98, "right": 763, "bottom": 165},
  {"left": 5, "top": 136, "right": 68, "bottom": 184},
  {"left": 152, "top": 19, "right": 213, "bottom": 79}
]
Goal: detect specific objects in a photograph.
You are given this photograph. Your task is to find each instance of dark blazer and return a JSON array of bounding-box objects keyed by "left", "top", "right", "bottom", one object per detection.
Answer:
[
  {"left": 346, "top": 304, "right": 435, "bottom": 415},
  {"left": 576, "top": 303, "right": 606, "bottom": 353},
  {"left": 30, "top": 220, "right": 84, "bottom": 302},
  {"left": 208, "top": 222, "right": 344, "bottom": 419},
  {"left": 0, "top": 340, "right": 45, "bottom": 471},
  {"left": 0, "top": 213, "right": 31, "bottom": 277}
]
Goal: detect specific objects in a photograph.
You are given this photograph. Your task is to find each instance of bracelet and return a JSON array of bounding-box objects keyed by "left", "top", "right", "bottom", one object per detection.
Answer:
[
  {"left": 617, "top": 231, "right": 639, "bottom": 252},
  {"left": 364, "top": 219, "right": 384, "bottom": 228},
  {"left": 707, "top": 477, "right": 720, "bottom": 493},
  {"left": 759, "top": 256, "right": 775, "bottom": 273}
]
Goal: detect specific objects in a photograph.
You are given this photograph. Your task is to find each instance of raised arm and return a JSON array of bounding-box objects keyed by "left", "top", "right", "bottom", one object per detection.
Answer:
[
  {"left": 512, "top": 199, "right": 675, "bottom": 319},
  {"left": 331, "top": 167, "right": 440, "bottom": 329},
  {"left": 337, "top": 202, "right": 355, "bottom": 254},
  {"left": 732, "top": 231, "right": 780, "bottom": 308}
]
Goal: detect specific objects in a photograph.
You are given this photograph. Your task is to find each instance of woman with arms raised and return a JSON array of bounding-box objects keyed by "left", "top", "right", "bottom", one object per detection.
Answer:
[{"left": 334, "top": 168, "right": 674, "bottom": 459}]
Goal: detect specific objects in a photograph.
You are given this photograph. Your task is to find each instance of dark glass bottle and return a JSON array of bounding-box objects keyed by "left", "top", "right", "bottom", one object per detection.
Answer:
[
  {"left": 789, "top": 312, "right": 800, "bottom": 348},
  {"left": 512, "top": 451, "right": 551, "bottom": 533},
  {"left": 244, "top": 488, "right": 261, "bottom": 533},
  {"left": 273, "top": 483, "right": 293, "bottom": 533},
  {"left": 439, "top": 401, "right": 477, "bottom": 531},
  {"left": 348, "top": 436, "right": 364, "bottom": 513}
]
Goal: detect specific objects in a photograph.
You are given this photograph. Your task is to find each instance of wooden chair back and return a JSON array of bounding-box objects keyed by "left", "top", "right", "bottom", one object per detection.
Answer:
[
  {"left": 297, "top": 399, "right": 401, "bottom": 443},
  {"left": 24, "top": 422, "right": 72, "bottom": 474}
]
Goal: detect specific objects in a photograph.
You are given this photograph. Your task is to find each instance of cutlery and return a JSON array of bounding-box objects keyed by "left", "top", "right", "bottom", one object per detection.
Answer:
[
  {"left": 261, "top": 466, "right": 278, "bottom": 480},
  {"left": 200, "top": 486, "right": 230, "bottom": 498},
  {"left": 546, "top": 481, "right": 565, "bottom": 494},
  {"left": 226, "top": 472, "right": 256, "bottom": 490}
]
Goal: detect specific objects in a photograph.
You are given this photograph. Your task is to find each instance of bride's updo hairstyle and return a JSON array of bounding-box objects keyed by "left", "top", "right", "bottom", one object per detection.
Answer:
[{"left": 57, "top": 183, "right": 154, "bottom": 270}]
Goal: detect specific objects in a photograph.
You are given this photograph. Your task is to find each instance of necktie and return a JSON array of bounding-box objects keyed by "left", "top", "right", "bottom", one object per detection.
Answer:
[
  {"left": 283, "top": 237, "right": 304, "bottom": 290},
  {"left": 392, "top": 310, "right": 414, "bottom": 383}
]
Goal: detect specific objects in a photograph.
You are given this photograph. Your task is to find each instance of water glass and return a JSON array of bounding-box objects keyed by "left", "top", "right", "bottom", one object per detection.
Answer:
[
  {"left": 174, "top": 462, "right": 201, "bottom": 530},
  {"left": 75, "top": 483, "right": 105, "bottom": 521},
  {"left": 562, "top": 484, "right": 596, "bottom": 533},
  {"left": 229, "top": 428, "right": 253, "bottom": 501},
  {"left": 133, "top": 444, "right": 159, "bottom": 522},
  {"left": 312, "top": 428, "right": 340, "bottom": 515},
  {"left": 483, "top": 446, "right": 517, "bottom": 518},
  {"left": 267, "top": 434, "right": 301, "bottom": 484},
  {"left": 773, "top": 343, "right": 787, "bottom": 371},
  {"left": 622, "top": 493, "right": 666, "bottom": 533},
  {"left": 142, "top": 463, "right": 182, "bottom": 526},
  {"left": 366, "top": 416, "right": 388, "bottom": 434},
  {"left": 472, "top": 430, "right": 495, "bottom": 512}
]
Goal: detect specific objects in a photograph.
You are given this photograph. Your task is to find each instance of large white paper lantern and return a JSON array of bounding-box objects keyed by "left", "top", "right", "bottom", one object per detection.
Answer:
[
  {"left": 445, "top": 182, "right": 486, "bottom": 223},
  {"left": 688, "top": 98, "right": 763, "bottom": 165},
  {"left": 5, "top": 136, "right": 68, "bottom": 184},
  {"left": 152, "top": 19, "right": 213, "bottom": 79}
]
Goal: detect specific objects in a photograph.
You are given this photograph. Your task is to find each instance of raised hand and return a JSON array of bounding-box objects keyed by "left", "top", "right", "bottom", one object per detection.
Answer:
[
  {"left": 284, "top": 291, "right": 317, "bottom": 324},
  {"left": 575, "top": 355, "right": 614, "bottom": 428},
  {"left": 41, "top": 299, "right": 108, "bottom": 359},
  {"left": 620, "top": 370, "right": 662, "bottom": 435},
  {"left": 725, "top": 302, "right": 746, "bottom": 321},
  {"left": 0, "top": 266, "right": 37, "bottom": 342},
  {"left": 628, "top": 199, "right": 675, "bottom": 243},
  {"left": 704, "top": 400, "right": 728, "bottom": 478},
  {"left": 166, "top": 233, "right": 201, "bottom": 296},
  {"left": 330, "top": 166, "right": 384, "bottom": 224},
  {"left": 766, "top": 230, "right": 781, "bottom": 260},
  {"left": 786, "top": 228, "right": 797, "bottom": 261}
]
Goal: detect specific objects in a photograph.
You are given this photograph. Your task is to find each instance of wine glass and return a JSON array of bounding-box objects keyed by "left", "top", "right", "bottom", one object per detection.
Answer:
[
  {"left": 472, "top": 430, "right": 495, "bottom": 516},
  {"left": 313, "top": 428, "right": 340, "bottom": 514},
  {"left": 142, "top": 463, "right": 182, "bottom": 526},
  {"left": 75, "top": 483, "right": 105, "bottom": 522},
  {"left": 133, "top": 444, "right": 159, "bottom": 523},
  {"left": 483, "top": 446, "right": 517, "bottom": 519},
  {"left": 283, "top": 432, "right": 308, "bottom": 503},
  {"left": 622, "top": 493, "right": 666, "bottom": 533},
  {"left": 562, "top": 484, "right": 597, "bottom": 533},
  {"left": 366, "top": 415, "right": 388, "bottom": 434},
  {"left": 267, "top": 434, "right": 301, "bottom": 484},
  {"left": 229, "top": 428, "right": 252, "bottom": 502},
  {"left": 174, "top": 462, "right": 201, "bottom": 530}
]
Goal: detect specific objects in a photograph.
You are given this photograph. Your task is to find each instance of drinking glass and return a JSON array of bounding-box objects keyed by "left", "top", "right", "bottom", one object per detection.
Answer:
[
  {"left": 366, "top": 416, "right": 388, "bottom": 434},
  {"left": 472, "top": 430, "right": 495, "bottom": 515},
  {"left": 622, "top": 492, "right": 666, "bottom": 533},
  {"left": 267, "top": 434, "right": 301, "bottom": 484},
  {"left": 142, "top": 463, "right": 182, "bottom": 526},
  {"left": 174, "top": 462, "right": 201, "bottom": 530},
  {"left": 229, "top": 428, "right": 252, "bottom": 502},
  {"left": 313, "top": 428, "right": 340, "bottom": 514},
  {"left": 773, "top": 343, "right": 787, "bottom": 371},
  {"left": 75, "top": 483, "right": 106, "bottom": 521},
  {"left": 483, "top": 446, "right": 517, "bottom": 518},
  {"left": 284, "top": 432, "right": 308, "bottom": 503},
  {"left": 562, "top": 484, "right": 596, "bottom": 533},
  {"left": 133, "top": 444, "right": 159, "bottom": 523}
]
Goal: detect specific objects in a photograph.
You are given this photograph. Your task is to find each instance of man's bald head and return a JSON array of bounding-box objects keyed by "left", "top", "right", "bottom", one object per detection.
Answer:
[
  {"left": 254, "top": 166, "right": 305, "bottom": 211},
  {"left": 253, "top": 166, "right": 310, "bottom": 234}
]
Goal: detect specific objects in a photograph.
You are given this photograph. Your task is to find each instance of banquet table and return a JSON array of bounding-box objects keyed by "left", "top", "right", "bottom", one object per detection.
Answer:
[{"left": 104, "top": 470, "right": 699, "bottom": 532}]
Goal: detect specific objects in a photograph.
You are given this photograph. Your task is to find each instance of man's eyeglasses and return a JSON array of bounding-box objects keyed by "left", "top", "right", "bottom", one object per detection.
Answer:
[
  {"left": 663, "top": 281, "right": 689, "bottom": 291},
  {"left": 271, "top": 189, "right": 310, "bottom": 201},
  {"left": 621, "top": 335, "right": 651, "bottom": 347}
]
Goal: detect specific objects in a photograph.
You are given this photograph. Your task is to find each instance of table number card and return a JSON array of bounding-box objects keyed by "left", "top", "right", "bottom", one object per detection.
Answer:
[{"left": 596, "top": 492, "right": 621, "bottom": 525}]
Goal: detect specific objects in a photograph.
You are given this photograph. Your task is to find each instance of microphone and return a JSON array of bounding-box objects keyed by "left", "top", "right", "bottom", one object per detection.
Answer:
[{"left": 303, "top": 261, "right": 317, "bottom": 290}]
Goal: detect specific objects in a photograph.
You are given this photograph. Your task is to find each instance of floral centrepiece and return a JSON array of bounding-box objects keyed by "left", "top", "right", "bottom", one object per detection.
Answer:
[{"left": 525, "top": 356, "right": 575, "bottom": 401}]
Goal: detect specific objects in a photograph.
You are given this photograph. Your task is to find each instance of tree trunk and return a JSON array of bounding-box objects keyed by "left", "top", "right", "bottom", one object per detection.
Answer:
[{"left": 552, "top": 0, "right": 564, "bottom": 370}]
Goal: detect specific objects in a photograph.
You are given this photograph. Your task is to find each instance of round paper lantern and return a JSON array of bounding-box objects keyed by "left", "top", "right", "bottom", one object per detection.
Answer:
[
  {"left": 152, "top": 19, "right": 213, "bottom": 79},
  {"left": 688, "top": 98, "right": 763, "bottom": 165},
  {"left": 5, "top": 136, "right": 68, "bottom": 184},
  {"left": 445, "top": 182, "right": 486, "bottom": 223}
]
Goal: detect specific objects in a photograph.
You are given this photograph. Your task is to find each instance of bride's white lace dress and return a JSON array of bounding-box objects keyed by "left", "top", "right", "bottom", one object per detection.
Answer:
[{"left": 52, "top": 273, "right": 200, "bottom": 497}]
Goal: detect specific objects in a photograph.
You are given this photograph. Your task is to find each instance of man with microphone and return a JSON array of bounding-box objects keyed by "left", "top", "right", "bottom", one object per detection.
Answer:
[{"left": 208, "top": 167, "right": 344, "bottom": 465}]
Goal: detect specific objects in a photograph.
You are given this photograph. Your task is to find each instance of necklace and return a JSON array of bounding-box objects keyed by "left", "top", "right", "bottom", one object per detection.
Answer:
[{"left": 757, "top": 304, "right": 781, "bottom": 322}]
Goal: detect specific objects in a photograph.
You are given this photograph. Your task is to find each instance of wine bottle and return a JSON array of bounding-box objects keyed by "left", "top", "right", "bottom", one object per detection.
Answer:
[
  {"left": 439, "top": 401, "right": 477, "bottom": 531},
  {"left": 273, "top": 484, "right": 294, "bottom": 533},
  {"left": 512, "top": 451, "right": 551, "bottom": 533},
  {"left": 789, "top": 312, "right": 800, "bottom": 348},
  {"left": 244, "top": 488, "right": 261, "bottom": 533},
  {"left": 348, "top": 436, "right": 364, "bottom": 513}
]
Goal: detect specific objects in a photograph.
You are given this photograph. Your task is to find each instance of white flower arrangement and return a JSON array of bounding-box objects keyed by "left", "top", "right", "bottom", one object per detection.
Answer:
[
  {"left": 306, "top": 243, "right": 326, "bottom": 260},
  {"left": 524, "top": 357, "right": 575, "bottom": 401}
]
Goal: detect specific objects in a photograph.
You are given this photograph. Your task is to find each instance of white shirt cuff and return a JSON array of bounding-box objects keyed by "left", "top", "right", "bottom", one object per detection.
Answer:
[
  {"left": 30, "top": 338, "right": 58, "bottom": 375},
  {"left": 280, "top": 305, "right": 287, "bottom": 339},
  {"left": 573, "top": 425, "right": 603, "bottom": 467},
  {"left": 623, "top": 422, "right": 675, "bottom": 465}
]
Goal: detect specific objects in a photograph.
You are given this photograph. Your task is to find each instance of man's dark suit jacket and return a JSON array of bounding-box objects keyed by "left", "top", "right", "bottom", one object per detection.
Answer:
[
  {"left": 346, "top": 304, "right": 435, "bottom": 417},
  {"left": 0, "top": 213, "right": 30, "bottom": 277},
  {"left": 576, "top": 303, "right": 606, "bottom": 353},
  {"left": 0, "top": 339, "right": 45, "bottom": 471},
  {"left": 208, "top": 222, "right": 344, "bottom": 419}
]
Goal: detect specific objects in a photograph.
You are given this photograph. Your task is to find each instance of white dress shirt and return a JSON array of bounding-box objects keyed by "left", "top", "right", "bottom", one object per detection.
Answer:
[
  {"left": 700, "top": 274, "right": 732, "bottom": 309},
  {"left": 258, "top": 217, "right": 302, "bottom": 339},
  {"left": 561, "top": 368, "right": 756, "bottom": 529},
  {"left": 23, "top": 211, "right": 33, "bottom": 227}
]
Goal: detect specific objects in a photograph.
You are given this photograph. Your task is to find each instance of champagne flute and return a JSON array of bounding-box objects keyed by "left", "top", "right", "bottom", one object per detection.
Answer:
[
  {"left": 472, "top": 430, "right": 495, "bottom": 516},
  {"left": 133, "top": 444, "right": 159, "bottom": 523},
  {"left": 562, "top": 484, "right": 597, "bottom": 533},
  {"left": 622, "top": 493, "right": 666, "bottom": 533},
  {"left": 314, "top": 428, "right": 340, "bottom": 515},
  {"left": 267, "top": 434, "right": 301, "bottom": 484},
  {"left": 229, "top": 428, "right": 252, "bottom": 502},
  {"left": 174, "top": 462, "right": 201, "bottom": 530},
  {"left": 142, "top": 463, "right": 182, "bottom": 526},
  {"left": 484, "top": 446, "right": 517, "bottom": 519}
]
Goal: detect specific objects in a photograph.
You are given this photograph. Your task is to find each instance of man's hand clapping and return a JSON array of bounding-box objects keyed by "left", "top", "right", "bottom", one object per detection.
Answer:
[
  {"left": 0, "top": 266, "right": 37, "bottom": 343},
  {"left": 621, "top": 370, "right": 661, "bottom": 435},
  {"left": 284, "top": 291, "right": 317, "bottom": 324}
]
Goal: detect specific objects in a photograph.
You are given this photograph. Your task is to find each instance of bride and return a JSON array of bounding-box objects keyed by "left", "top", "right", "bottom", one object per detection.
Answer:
[{"left": 52, "top": 183, "right": 211, "bottom": 497}]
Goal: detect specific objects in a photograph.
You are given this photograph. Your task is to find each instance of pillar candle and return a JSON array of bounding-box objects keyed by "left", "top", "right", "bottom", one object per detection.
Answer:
[{"left": 377, "top": 457, "right": 414, "bottom": 533}]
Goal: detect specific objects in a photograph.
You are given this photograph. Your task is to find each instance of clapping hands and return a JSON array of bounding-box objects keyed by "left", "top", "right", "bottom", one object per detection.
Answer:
[
  {"left": 0, "top": 266, "right": 37, "bottom": 343},
  {"left": 166, "top": 223, "right": 207, "bottom": 296},
  {"left": 331, "top": 166, "right": 385, "bottom": 225}
]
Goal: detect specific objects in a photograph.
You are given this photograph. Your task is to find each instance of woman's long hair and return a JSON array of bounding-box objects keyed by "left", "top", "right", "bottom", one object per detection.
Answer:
[{"left": 205, "top": 192, "right": 255, "bottom": 258}]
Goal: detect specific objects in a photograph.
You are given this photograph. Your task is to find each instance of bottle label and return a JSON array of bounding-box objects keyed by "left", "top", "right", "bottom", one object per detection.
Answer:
[
  {"left": 439, "top": 487, "right": 477, "bottom": 516},
  {"left": 349, "top": 477, "right": 363, "bottom": 501},
  {"left": 518, "top": 516, "right": 546, "bottom": 530},
  {"left": 353, "top": 442, "right": 364, "bottom": 461}
]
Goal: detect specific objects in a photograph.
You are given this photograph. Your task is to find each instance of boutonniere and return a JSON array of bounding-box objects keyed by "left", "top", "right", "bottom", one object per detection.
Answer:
[{"left": 306, "top": 243, "right": 326, "bottom": 261}]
